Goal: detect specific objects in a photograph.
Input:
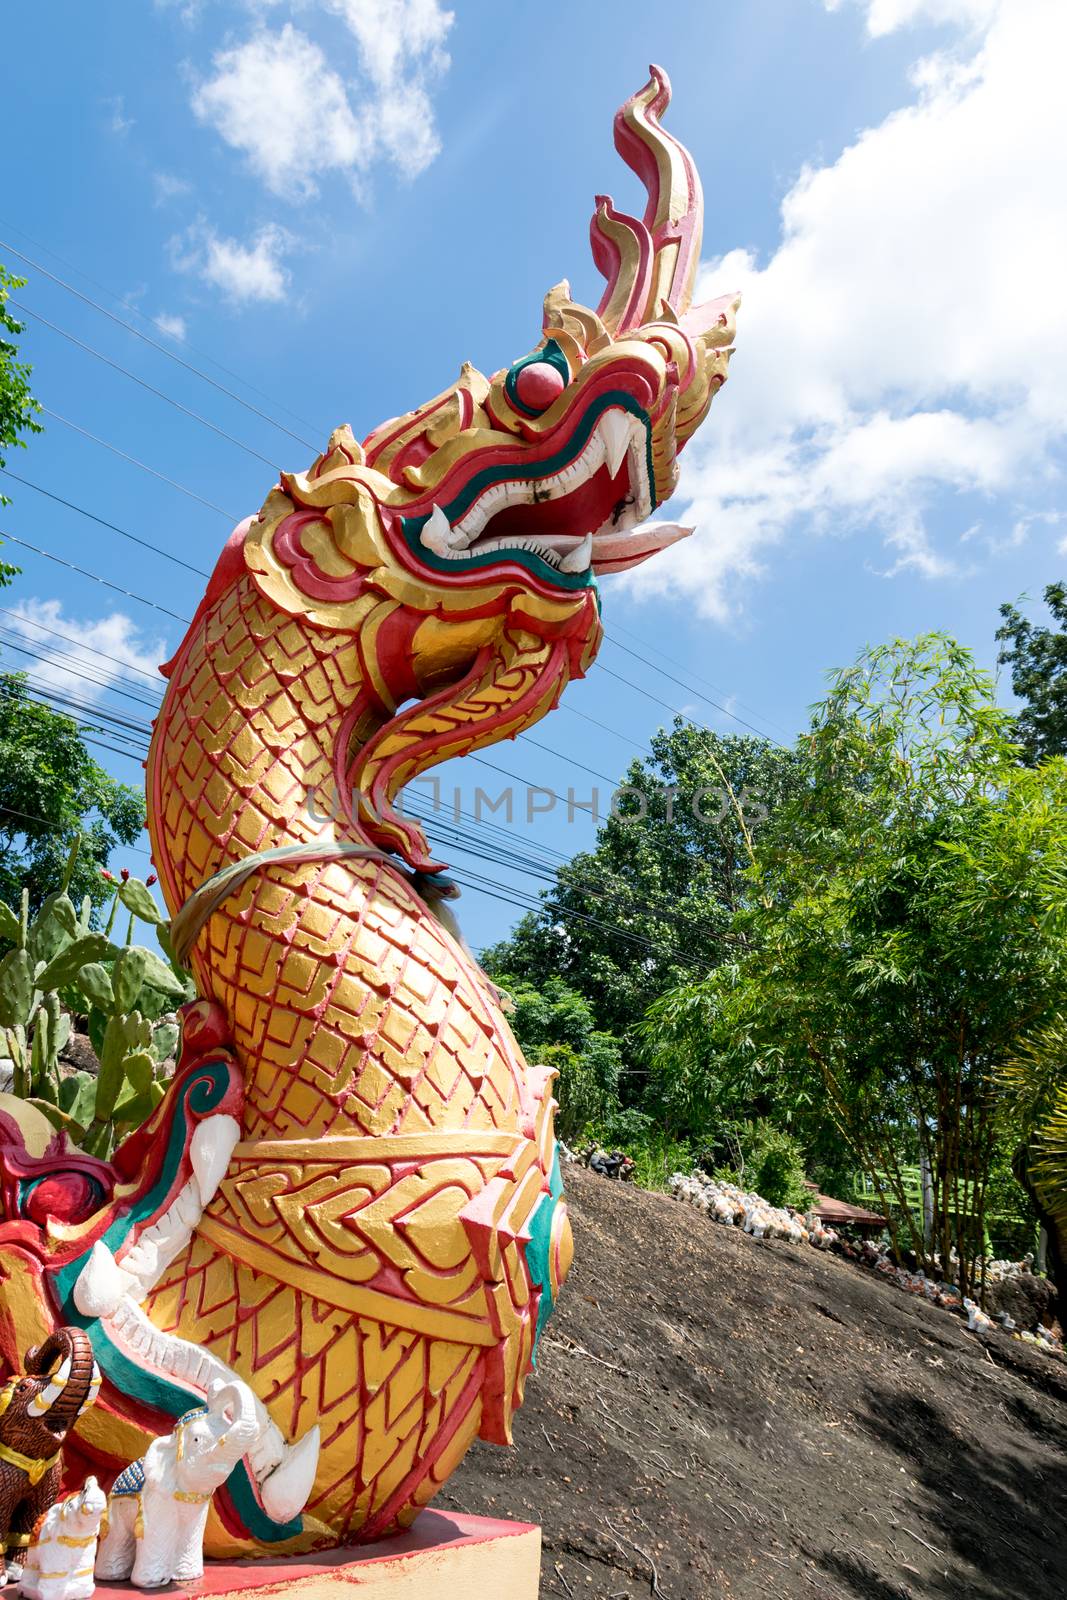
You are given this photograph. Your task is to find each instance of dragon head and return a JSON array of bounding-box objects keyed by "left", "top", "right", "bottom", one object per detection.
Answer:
[{"left": 239, "top": 65, "right": 738, "bottom": 873}]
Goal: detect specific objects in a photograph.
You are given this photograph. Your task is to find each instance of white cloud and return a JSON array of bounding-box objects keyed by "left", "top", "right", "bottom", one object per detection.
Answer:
[
  {"left": 645, "top": 0, "right": 1067, "bottom": 619},
  {"left": 190, "top": 1, "right": 452, "bottom": 200},
  {"left": 191, "top": 25, "right": 367, "bottom": 200},
  {"left": 153, "top": 171, "right": 192, "bottom": 205},
  {"left": 104, "top": 96, "right": 135, "bottom": 136},
  {"left": 170, "top": 219, "right": 292, "bottom": 304},
  {"left": 828, "top": 0, "right": 999, "bottom": 36},
  {"left": 2, "top": 601, "right": 163, "bottom": 707},
  {"left": 154, "top": 312, "right": 188, "bottom": 340}
]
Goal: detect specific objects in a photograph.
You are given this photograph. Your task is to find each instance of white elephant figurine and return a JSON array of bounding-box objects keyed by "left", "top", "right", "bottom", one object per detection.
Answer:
[
  {"left": 95, "top": 1381, "right": 259, "bottom": 1589},
  {"left": 19, "top": 1477, "right": 107, "bottom": 1600}
]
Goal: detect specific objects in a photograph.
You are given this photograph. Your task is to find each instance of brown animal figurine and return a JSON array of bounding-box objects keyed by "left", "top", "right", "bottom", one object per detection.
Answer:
[{"left": 0, "top": 1330, "right": 99, "bottom": 1584}]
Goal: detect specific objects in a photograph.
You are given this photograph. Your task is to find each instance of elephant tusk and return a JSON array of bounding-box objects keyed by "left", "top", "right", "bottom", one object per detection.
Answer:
[
  {"left": 258, "top": 1426, "right": 320, "bottom": 1524},
  {"left": 28, "top": 1356, "right": 71, "bottom": 1416}
]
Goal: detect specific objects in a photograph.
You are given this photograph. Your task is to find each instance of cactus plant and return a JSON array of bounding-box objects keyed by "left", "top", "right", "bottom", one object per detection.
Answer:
[{"left": 0, "top": 845, "right": 194, "bottom": 1156}]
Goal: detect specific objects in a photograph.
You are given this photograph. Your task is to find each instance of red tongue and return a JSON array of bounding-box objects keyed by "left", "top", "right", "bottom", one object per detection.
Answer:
[{"left": 469, "top": 462, "right": 629, "bottom": 546}]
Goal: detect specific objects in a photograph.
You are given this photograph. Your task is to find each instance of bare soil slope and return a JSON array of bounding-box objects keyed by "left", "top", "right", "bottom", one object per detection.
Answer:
[{"left": 445, "top": 1166, "right": 1067, "bottom": 1600}]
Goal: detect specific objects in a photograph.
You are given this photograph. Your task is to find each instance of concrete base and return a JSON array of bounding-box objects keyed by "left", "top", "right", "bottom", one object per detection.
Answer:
[{"left": 92, "top": 1513, "right": 541, "bottom": 1600}]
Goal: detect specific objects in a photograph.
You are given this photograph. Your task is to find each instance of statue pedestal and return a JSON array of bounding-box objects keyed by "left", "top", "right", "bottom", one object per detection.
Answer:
[{"left": 92, "top": 1513, "right": 541, "bottom": 1599}]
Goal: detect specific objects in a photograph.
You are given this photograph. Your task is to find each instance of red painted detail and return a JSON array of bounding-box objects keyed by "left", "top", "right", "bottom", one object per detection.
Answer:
[
  {"left": 22, "top": 1173, "right": 101, "bottom": 1227},
  {"left": 91, "top": 1512, "right": 537, "bottom": 1600},
  {"left": 391, "top": 432, "right": 436, "bottom": 482},
  {"left": 590, "top": 193, "right": 653, "bottom": 331},
  {"left": 513, "top": 361, "right": 565, "bottom": 413},
  {"left": 160, "top": 519, "right": 255, "bottom": 679},
  {"left": 273, "top": 511, "right": 367, "bottom": 604}
]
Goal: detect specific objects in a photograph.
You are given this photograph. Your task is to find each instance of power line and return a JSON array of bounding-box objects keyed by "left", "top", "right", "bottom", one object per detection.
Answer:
[
  {"left": 0, "top": 219, "right": 328, "bottom": 439},
  {"left": 0, "top": 470, "right": 210, "bottom": 578},
  {"left": 0, "top": 606, "right": 165, "bottom": 685},
  {"left": 1, "top": 239, "right": 319, "bottom": 453},
  {"left": 0, "top": 531, "right": 192, "bottom": 625},
  {"left": 601, "top": 643, "right": 781, "bottom": 743},
  {"left": 0, "top": 632, "right": 162, "bottom": 710},
  {"left": 9, "top": 671, "right": 716, "bottom": 969},
  {"left": 0, "top": 799, "right": 154, "bottom": 863},
  {"left": 9, "top": 302, "right": 282, "bottom": 471},
  {"left": 43, "top": 410, "right": 239, "bottom": 522},
  {"left": 605, "top": 615, "right": 794, "bottom": 741}
]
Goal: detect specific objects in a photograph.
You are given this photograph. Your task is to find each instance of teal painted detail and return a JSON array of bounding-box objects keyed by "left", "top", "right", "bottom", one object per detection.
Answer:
[
  {"left": 503, "top": 339, "right": 570, "bottom": 418},
  {"left": 47, "top": 1061, "right": 302, "bottom": 1544},
  {"left": 400, "top": 389, "right": 655, "bottom": 592},
  {"left": 524, "top": 1144, "right": 565, "bottom": 1366}
]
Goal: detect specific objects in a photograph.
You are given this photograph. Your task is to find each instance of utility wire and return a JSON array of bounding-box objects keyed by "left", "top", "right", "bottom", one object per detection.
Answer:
[
  {"left": 1, "top": 239, "right": 319, "bottom": 453},
  {"left": 9, "top": 302, "right": 282, "bottom": 471},
  {"left": 0, "top": 219, "right": 328, "bottom": 439},
  {"left": 0, "top": 633, "right": 162, "bottom": 710},
  {"left": 0, "top": 470, "right": 211, "bottom": 578},
  {"left": 0, "top": 607, "right": 165, "bottom": 685},
  {"left": 8, "top": 670, "right": 719, "bottom": 965},
  {"left": 606, "top": 615, "right": 794, "bottom": 741},
  {"left": 0, "top": 531, "right": 191, "bottom": 624},
  {"left": 42, "top": 410, "right": 240, "bottom": 522}
]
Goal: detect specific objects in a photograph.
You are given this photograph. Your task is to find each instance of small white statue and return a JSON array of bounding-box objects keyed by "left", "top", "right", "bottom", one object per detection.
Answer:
[
  {"left": 20, "top": 1478, "right": 107, "bottom": 1600},
  {"left": 95, "top": 1380, "right": 259, "bottom": 1589}
]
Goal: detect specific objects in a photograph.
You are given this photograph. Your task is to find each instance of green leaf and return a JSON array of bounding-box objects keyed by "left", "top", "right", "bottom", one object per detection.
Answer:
[
  {"left": 112, "top": 1086, "right": 158, "bottom": 1126},
  {"left": 0, "top": 901, "right": 22, "bottom": 945},
  {"left": 42, "top": 893, "right": 78, "bottom": 937},
  {"left": 150, "top": 1021, "right": 179, "bottom": 1065},
  {"left": 78, "top": 962, "right": 115, "bottom": 1013},
  {"left": 121, "top": 1049, "right": 155, "bottom": 1096},
  {"left": 136, "top": 948, "right": 190, "bottom": 1002},
  {"left": 58, "top": 1069, "right": 92, "bottom": 1111},
  {"left": 36, "top": 934, "right": 110, "bottom": 993},
  {"left": 95, "top": 1013, "right": 131, "bottom": 1120},
  {"left": 27, "top": 1098, "right": 85, "bottom": 1136},
  {"left": 118, "top": 879, "right": 164, "bottom": 927},
  {"left": 112, "top": 947, "right": 148, "bottom": 1014},
  {"left": 0, "top": 946, "right": 35, "bottom": 1028},
  {"left": 87, "top": 1005, "right": 108, "bottom": 1061}
]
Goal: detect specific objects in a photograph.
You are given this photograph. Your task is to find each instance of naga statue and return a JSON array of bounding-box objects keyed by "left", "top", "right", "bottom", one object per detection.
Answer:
[{"left": 0, "top": 67, "right": 737, "bottom": 1559}]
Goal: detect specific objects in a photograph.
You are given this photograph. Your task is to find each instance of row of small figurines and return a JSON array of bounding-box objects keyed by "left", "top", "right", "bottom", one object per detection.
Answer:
[{"left": 4, "top": 1372, "right": 262, "bottom": 1597}]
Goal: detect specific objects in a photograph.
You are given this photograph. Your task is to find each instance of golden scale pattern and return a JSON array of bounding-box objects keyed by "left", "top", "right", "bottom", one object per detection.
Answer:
[{"left": 144, "top": 571, "right": 538, "bottom": 1547}]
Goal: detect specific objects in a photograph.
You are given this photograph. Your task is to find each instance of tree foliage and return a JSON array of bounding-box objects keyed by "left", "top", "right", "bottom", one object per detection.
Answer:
[
  {"left": 0, "top": 674, "right": 145, "bottom": 914},
  {"left": 996, "top": 582, "right": 1067, "bottom": 763},
  {"left": 647, "top": 637, "right": 1060, "bottom": 1295},
  {"left": 482, "top": 726, "right": 806, "bottom": 1049},
  {"left": 0, "top": 263, "right": 43, "bottom": 582},
  {"left": 496, "top": 973, "right": 623, "bottom": 1143}
]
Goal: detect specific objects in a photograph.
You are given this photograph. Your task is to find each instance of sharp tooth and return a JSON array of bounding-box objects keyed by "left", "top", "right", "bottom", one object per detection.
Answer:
[
  {"left": 560, "top": 533, "right": 593, "bottom": 573},
  {"left": 601, "top": 410, "right": 630, "bottom": 479},
  {"left": 74, "top": 1240, "right": 134, "bottom": 1318},
  {"left": 190, "top": 1115, "right": 240, "bottom": 1207},
  {"left": 421, "top": 503, "right": 454, "bottom": 556}
]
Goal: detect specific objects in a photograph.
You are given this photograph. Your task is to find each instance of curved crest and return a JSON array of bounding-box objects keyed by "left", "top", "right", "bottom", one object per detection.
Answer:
[{"left": 591, "top": 65, "right": 703, "bottom": 333}]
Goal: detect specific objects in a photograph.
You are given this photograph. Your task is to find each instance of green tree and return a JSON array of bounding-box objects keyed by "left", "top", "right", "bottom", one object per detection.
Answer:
[
  {"left": 0, "top": 263, "right": 43, "bottom": 582},
  {"left": 0, "top": 674, "right": 145, "bottom": 914},
  {"left": 996, "top": 581, "right": 1067, "bottom": 763},
  {"left": 482, "top": 726, "right": 806, "bottom": 1052},
  {"left": 945, "top": 757, "right": 1067, "bottom": 1304},
  {"left": 496, "top": 973, "right": 623, "bottom": 1143},
  {"left": 647, "top": 637, "right": 1063, "bottom": 1298}
]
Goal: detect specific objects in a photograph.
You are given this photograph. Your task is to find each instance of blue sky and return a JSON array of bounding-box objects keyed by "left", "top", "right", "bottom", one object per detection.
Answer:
[{"left": 2, "top": 0, "right": 1064, "bottom": 950}]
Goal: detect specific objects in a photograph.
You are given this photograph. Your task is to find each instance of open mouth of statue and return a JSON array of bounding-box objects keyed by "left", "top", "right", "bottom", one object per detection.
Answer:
[{"left": 409, "top": 399, "right": 655, "bottom": 578}]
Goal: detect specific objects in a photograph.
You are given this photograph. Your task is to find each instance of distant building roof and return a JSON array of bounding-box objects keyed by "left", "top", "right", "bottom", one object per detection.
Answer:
[{"left": 810, "top": 1192, "right": 887, "bottom": 1229}]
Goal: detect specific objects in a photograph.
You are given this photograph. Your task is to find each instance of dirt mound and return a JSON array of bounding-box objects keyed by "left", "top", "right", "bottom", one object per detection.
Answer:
[{"left": 445, "top": 1166, "right": 1067, "bottom": 1599}]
